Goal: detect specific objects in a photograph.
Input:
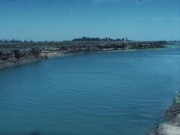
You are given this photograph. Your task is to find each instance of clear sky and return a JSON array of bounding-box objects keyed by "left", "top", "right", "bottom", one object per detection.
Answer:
[{"left": 0, "top": 0, "right": 179, "bottom": 41}]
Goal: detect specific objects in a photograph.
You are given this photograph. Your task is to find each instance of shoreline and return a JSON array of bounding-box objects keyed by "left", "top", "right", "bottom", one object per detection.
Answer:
[
  {"left": 150, "top": 93, "right": 180, "bottom": 135},
  {"left": 0, "top": 57, "right": 44, "bottom": 69},
  {"left": 0, "top": 41, "right": 167, "bottom": 69},
  {"left": 0, "top": 47, "right": 164, "bottom": 69},
  {"left": 0, "top": 51, "right": 70, "bottom": 69}
]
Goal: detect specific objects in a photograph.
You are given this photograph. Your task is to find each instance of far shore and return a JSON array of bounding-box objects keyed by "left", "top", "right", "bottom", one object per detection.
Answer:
[{"left": 0, "top": 40, "right": 167, "bottom": 69}]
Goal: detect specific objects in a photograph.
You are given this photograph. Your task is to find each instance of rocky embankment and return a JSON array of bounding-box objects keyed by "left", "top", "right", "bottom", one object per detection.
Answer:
[
  {"left": 52, "top": 41, "right": 166, "bottom": 54},
  {"left": 151, "top": 94, "right": 180, "bottom": 135},
  {"left": 0, "top": 41, "right": 166, "bottom": 68},
  {"left": 0, "top": 47, "right": 42, "bottom": 68}
]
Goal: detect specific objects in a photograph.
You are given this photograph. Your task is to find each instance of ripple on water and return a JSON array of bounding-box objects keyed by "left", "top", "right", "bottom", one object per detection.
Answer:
[{"left": 0, "top": 47, "right": 180, "bottom": 135}]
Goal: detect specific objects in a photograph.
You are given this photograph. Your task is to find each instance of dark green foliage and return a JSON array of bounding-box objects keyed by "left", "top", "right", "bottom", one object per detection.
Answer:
[
  {"left": 72, "top": 37, "right": 130, "bottom": 42},
  {"left": 73, "top": 37, "right": 101, "bottom": 41}
]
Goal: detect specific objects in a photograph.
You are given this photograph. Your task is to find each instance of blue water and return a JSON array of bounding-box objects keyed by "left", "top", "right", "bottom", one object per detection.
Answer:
[{"left": 0, "top": 44, "right": 180, "bottom": 135}]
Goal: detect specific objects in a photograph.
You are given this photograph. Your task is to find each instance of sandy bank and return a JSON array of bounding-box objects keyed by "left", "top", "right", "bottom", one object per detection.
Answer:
[
  {"left": 41, "top": 51, "right": 65, "bottom": 58},
  {"left": 151, "top": 95, "right": 180, "bottom": 135},
  {"left": 152, "top": 114, "right": 180, "bottom": 135}
]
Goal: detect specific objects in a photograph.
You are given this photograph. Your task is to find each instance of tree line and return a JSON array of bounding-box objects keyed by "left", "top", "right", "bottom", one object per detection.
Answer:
[
  {"left": 72, "top": 37, "right": 130, "bottom": 41},
  {"left": 0, "top": 37, "right": 130, "bottom": 43},
  {"left": 0, "top": 39, "right": 34, "bottom": 43}
]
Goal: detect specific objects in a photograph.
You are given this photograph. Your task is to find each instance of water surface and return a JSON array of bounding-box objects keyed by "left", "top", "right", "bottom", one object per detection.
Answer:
[{"left": 0, "top": 44, "right": 180, "bottom": 135}]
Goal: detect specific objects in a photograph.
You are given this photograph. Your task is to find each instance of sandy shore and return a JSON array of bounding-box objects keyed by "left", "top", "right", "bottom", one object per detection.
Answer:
[
  {"left": 151, "top": 114, "right": 180, "bottom": 135},
  {"left": 157, "top": 115, "right": 180, "bottom": 135},
  {"left": 150, "top": 95, "right": 180, "bottom": 135},
  {"left": 40, "top": 51, "right": 65, "bottom": 58}
]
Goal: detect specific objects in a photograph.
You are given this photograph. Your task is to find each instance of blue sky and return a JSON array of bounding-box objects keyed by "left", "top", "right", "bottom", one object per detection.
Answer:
[{"left": 0, "top": 0, "right": 179, "bottom": 41}]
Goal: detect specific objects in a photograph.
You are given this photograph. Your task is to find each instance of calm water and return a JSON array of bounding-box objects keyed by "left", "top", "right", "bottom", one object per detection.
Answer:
[{"left": 0, "top": 44, "right": 180, "bottom": 135}]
